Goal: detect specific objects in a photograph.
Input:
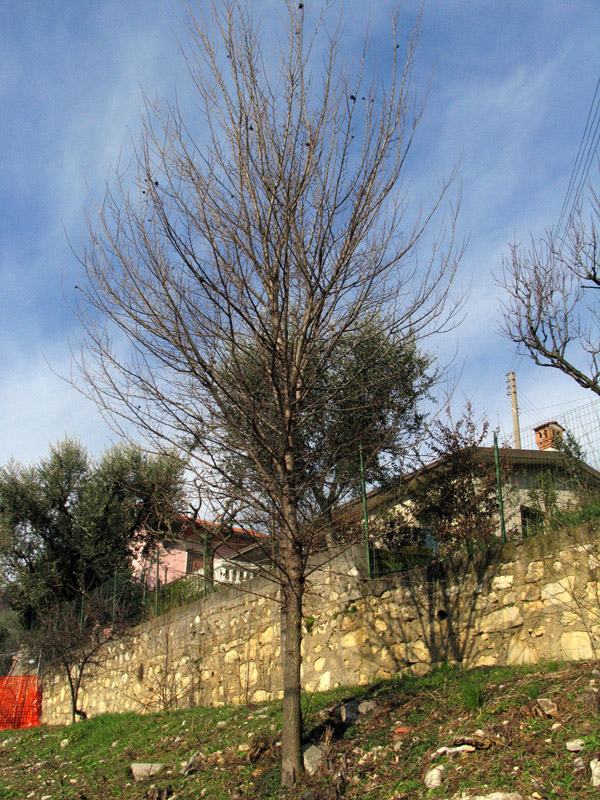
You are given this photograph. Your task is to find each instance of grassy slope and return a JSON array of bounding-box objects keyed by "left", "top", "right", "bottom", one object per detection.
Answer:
[{"left": 1, "top": 660, "right": 599, "bottom": 800}]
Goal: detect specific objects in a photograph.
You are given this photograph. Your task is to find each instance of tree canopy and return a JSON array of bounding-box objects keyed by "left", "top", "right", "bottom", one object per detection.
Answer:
[{"left": 0, "top": 438, "right": 185, "bottom": 625}]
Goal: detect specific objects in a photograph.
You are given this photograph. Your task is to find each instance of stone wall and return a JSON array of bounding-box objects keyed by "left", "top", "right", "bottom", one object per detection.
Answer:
[{"left": 41, "top": 525, "right": 600, "bottom": 725}]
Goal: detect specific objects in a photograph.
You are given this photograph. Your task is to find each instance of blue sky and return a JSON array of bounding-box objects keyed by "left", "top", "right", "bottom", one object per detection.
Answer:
[{"left": 1, "top": 0, "right": 599, "bottom": 467}]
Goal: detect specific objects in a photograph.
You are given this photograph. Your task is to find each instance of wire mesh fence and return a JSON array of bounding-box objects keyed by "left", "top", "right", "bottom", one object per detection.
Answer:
[
  {"left": 515, "top": 398, "right": 600, "bottom": 469},
  {"left": 360, "top": 425, "right": 600, "bottom": 578}
]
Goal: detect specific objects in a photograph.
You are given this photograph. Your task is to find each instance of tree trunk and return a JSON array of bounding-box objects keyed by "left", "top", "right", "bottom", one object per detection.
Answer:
[
  {"left": 279, "top": 488, "right": 304, "bottom": 787},
  {"left": 281, "top": 575, "right": 303, "bottom": 787}
]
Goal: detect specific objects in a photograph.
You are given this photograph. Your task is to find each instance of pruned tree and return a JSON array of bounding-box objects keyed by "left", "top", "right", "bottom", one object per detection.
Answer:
[
  {"left": 74, "top": 1, "right": 462, "bottom": 785},
  {"left": 500, "top": 188, "right": 600, "bottom": 395}
]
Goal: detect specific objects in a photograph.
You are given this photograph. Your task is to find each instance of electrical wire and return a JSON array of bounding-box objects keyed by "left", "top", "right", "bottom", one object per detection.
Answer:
[{"left": 555, "top": 75, "right": 600, "bottom": 242}]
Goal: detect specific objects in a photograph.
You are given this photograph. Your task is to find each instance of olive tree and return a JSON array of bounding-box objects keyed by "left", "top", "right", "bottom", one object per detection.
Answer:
[{"left": 74, "top": 1, "right": 462, "bottom": 785}]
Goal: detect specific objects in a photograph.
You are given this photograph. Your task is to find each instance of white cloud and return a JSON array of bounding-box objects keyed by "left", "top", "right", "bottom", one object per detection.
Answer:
[{"left": 0, "top": 348, "right": 116, "bottom": 466}]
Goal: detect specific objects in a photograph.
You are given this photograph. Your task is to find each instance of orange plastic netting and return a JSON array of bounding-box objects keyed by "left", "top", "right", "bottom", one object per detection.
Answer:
[{"left": 0, "top": 677, "right": 42, "bottom": 729}]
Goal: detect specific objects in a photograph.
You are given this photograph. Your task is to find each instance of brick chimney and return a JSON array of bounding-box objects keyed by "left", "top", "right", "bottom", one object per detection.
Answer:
[{"left": 533, "top": 421, "right": 564, "bottom": 451}]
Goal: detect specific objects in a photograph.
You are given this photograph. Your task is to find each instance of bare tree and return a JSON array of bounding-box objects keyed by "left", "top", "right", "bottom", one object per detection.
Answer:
[
  {"left": 74, "top": 1, "right": 462, "bottom": 785},
  {"left": 500, "top": 189, "right": 600, "bottom": 395},
  {"left": 24, "top": 584, "right": 140, "bottom": 724}
]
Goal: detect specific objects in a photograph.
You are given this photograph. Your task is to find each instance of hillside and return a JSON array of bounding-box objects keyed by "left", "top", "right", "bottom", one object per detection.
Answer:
[{"left": 2, "top": 660, "right": 600, "bottom": 799}]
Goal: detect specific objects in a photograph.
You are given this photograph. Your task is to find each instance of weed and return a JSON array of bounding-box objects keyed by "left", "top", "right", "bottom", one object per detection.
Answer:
[
  {"left": 459, "top": 672, "right": 485, "bottom": 711},
  {"left": 525, "top": 680, "right": 543, "bottom": 700},
  {"left": 304, "top": 615, "right": 316, "bottom": 634}
]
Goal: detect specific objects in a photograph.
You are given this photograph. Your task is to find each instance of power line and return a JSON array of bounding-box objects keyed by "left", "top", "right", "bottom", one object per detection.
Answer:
[{"left": 555, "top": 75, "right": 600, "bottom": 242}]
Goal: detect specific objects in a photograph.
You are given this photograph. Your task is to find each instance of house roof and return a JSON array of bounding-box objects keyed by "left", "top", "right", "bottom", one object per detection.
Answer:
[
  {"left": 474, "top": 446, "right": 600, "bottom": 482},
  {"left": 340, "top": 446, "right": 600, "bottom": 522},
  {"left": 179, "top": 516, "right": 267, "bottom": 540}
]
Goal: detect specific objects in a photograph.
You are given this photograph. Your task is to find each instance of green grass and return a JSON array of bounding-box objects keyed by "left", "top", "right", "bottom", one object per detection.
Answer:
[{"left": 2, "top": 661, "right": 600, "bottom": 799}]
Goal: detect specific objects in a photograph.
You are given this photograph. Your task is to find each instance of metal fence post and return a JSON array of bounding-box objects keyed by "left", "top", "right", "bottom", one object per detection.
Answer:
[
  {"left": 155, "top": 551, "right": 160, "bottom": 616},
  {"left": 112, "top": 572, "right": 117, "bottom": 625},
  {"left": 359, "top": 444, "right": 372, "bottom": 579},
  {"left": 494, "top": 431, "right": 507, "bottom": 544}
]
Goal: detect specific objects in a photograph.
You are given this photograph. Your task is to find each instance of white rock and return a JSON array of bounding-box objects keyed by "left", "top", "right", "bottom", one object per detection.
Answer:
[
  {"left": 591, "top": 757, "right": 600, "bottom": 786},
  {"left": 130, "top": 763, "right": 165, "bottom": 781},
  {"left": 357, "top": 699, "right": 378, "bottom": 715},
  {"left": 423, "top": 764, "right": 445, "bottom": 789},
  {"left": 60, "top": 739, "right": 69, "bottom": 748},
  {"left": 302, "top": 743, "right": 322, "bottom": 776},
  {"left": 566, "top": 738, "right": 585, "bottom": 751},
  {"left": 432, "top": 744, "right": 476, "bottom": 759},
  {"left": 537, "top": 697, "right": 559, "bottom": 717},
  {"left": 468, "top": 794, "right": 523, "bottom": 800}
]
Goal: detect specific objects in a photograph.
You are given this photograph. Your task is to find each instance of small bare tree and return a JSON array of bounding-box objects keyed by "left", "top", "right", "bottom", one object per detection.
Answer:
[
  {"left": 25, "top": 585, "right": 139, "bottom": 724},
  {"left": 74, "top": 1, "right": 462, "bottom": 785},
  {"left": 500, "top": 188, "right": 600, "bottom": 395}
]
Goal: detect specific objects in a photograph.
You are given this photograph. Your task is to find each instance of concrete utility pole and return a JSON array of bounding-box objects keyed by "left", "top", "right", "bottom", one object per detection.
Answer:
[{"left": 506, "top": 370, "right": 522, "bottom": 449}]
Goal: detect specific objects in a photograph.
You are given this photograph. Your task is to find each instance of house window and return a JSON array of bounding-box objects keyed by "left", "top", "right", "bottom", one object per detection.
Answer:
[
  {"left": 521, "top": 506, "right": 544, "bottom": 537},
  {"left": 186, "top": 549, "right": 203, "bottom": 574}
]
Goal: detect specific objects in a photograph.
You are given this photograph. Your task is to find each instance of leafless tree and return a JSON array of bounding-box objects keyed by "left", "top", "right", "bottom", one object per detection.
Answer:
[
  {"left": 73, "top": 0, "right": 462, "bottom": 785},
  {"left": 500, "top": 189, "right": 600, "bottom": 395},
  {"left": 25, "top": 586, "right": 139, "bottom": 724}
]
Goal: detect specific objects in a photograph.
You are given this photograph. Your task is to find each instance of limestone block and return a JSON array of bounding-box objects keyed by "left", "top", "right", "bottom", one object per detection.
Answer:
[
  {"left": 561, "top": 630, "right": 594, "bottom": 660},
  {"left": 588, "top": 551, "right": 600, "bottom": 570},
  {"left": 478, "top": 606, "right": 523, "bottom": 634},
  {"left": 525, "top": 561, "right": 544, "bottom": 583},
  {"left": 473, "top": 654, "right": 496, "bottom": 668},
  {"left": 224, "top": 649, "right": 238, "bottom": 664},
  {"left": 373, "top": 617, "right": 388, "bottom": 633},
  {"left": 341, "top": 629, "right": 368, "bottom": 648},
  {"left": 317, "top": 671, "right": 332, "bottom": 691},
  {"left": 485, "top": 591, "right": 499, "bottom": 605},
  {"left": 523, "top": 600, "right": 545, "bottom": 612},
  {"left": 313, "top": 657, "right": 326, "bottom": 673},
  {"left": 390, "top": 639, "right": 431, "bottom": 664},
  {"left": 492, "top": 575, "right": 514, "bottom": 590},
  {"left": 376, "top": 646, "right": 399, "bottom": 671},
  {"left": 259, "top": 626, "right": 275, "bottom": 644},
  {"left": 521, "top": 584, "right": 541, "bottom": 602},
  {"left": 541, "top": 578, "right": 575, "bottom": 605},
  {"left": 340, "top": 615, "right": 358, "bottom": 632},
  {"left": 561, "top": 610, "right": 583, "bottom": 626},
  {"left": 529, "top": 626, "right": 545, "bottom": 637},
  {"left": 506, "top": 640, "right": 539, "bottom": 665},
  {"left": 244, "top": 662, "right": 258, "bottom": 685},
  {"left": 585, "top": 582, "right": 600, "bottom": 602}
]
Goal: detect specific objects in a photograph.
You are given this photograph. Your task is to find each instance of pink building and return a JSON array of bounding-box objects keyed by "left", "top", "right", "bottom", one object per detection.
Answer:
[{"left": 133, "top": 517, "right": 267, "bottom": 588}]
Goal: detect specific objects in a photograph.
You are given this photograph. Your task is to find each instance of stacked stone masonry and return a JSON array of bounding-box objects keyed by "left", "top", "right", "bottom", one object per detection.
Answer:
[{"left": 42, "top": 526, "right": 600, "bottom": 725}]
